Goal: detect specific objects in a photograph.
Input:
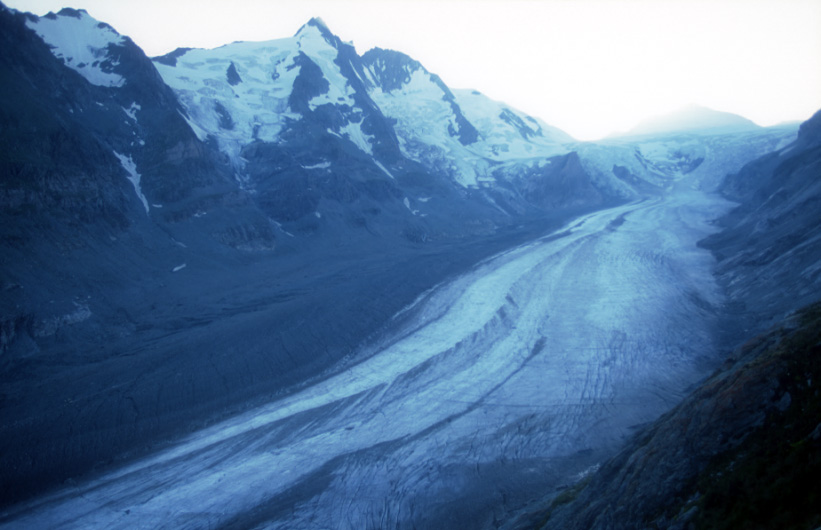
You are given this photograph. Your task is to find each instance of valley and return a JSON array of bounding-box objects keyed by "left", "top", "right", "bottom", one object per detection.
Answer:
[
  {"left": 1, "top": 174, "right": 735, "bottom": 529},
  {"left": 1, "top": 3, "right": 819, "bottom": 528}
]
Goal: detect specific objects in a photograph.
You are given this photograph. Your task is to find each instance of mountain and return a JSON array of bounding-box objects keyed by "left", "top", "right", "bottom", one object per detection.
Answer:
[
  {"left": 617, "top": 104, "right": 761, "bottom": 138},
  {"left": 0, "top": 5, "right": 613, "bottom": 504},
  {"left": 0, "top": 2, "right": 816, "bottom": 526}
]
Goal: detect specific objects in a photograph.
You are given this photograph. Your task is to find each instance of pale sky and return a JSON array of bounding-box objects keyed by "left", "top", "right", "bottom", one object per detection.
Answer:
[{"left": 6, "top": 0, "right": 821, "bottom": 140}]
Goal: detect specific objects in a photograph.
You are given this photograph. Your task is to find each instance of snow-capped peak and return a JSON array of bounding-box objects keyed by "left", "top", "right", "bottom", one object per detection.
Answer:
[
  {"left": 153, "top": 17, "right": 378, "bottom": 166},
  {"left": 25, "top": 8, "right": 126, "bottom": 87},
  {"left": 294, "top": 17, "right": 337, "bottom": 47}
]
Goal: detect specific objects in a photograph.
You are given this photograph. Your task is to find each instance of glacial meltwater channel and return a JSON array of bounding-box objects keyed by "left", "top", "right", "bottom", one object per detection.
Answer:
[{"left": 0, "top": 182, "right": 734, "bottom": 529}]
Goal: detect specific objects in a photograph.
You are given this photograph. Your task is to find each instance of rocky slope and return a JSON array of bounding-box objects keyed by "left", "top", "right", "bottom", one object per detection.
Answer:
[{"left": 702, "top": 109, "right": 821, "bottom": 337}]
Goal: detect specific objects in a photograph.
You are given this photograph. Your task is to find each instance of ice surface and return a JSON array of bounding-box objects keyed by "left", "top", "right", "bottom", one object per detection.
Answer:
[
  {"left": 453, "top": 88, "right": 572, "bottom": 158},
  {"left": 26, "top": 10, "right": 126, "bottom": 87},
  {"left": 366, "top": 71, "right": 572, "bottom": 188},
  {"left": 154, "top": 23, "right": 363, "bottom": 170},
  {"left": 154, "top": 39, "right": 304, "bottom": 167},
  {"left": 113, "top": 151, "right": 148, "bottom": 213},
  {"left": 0, "top": 173, "right": 736, "bottom": 529},
  {"left": 368, "top": 68, "right": 483, "bottom": 187}
]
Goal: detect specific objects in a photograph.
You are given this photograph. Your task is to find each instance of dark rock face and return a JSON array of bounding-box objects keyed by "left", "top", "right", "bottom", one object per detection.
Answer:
[
  {"left": 226, "top": 61, "right": 242, "bottom": 86},
  {"left": 361, "top": 48, "right": 423, "bottom": 92},
  {"left": 499, "top": 108, "right": 542, "bottom": 140},
  {"left": 152, "top": 46, "right": 192, "bottom": 67},
  {"left": 288, "top": 52, "right": 332, "bottom": 113}
]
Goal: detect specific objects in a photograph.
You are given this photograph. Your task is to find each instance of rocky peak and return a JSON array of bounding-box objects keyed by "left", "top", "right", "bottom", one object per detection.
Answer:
[{"left": 361, "top": 48, "right": 424, "bottom": 92}]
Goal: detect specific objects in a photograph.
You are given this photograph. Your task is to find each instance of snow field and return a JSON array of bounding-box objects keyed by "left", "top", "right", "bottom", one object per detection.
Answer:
[{"left": 26, "top": 10, "right": 126, "bottom": 87}]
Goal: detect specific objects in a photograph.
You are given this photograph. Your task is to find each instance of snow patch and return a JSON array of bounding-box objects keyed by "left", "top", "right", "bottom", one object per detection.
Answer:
[
  {"left": 33, "top": 303, "right": 92, "bottom": 337},
  {"left": 122, "top": 102, "right": 141, "bottom": 121},
  {"left": 374, "top": 160, "right": 394, "bottom": 179},
  {"left": 403, "top": 197, "right": 420, "bottom": 215},
  {"left": 272, "top": 220, "right": 295, "bottom": 237},
  {"left": 302, "top": 161, "right": 331, "bottom": 170},
  {"left": 339, "top": 118, "right": 374, "bottom": 155},
  {"left": 113, "top": 151, "right": 149, "bottom": 213}
]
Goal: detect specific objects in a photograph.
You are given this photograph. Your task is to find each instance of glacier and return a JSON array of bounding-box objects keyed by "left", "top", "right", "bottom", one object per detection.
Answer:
[
  {"left": 0, "top": 170, "right": 734, "bottom": 529},
  {"left": 0, "top": 7, "right": 809, "bottom": 528}
]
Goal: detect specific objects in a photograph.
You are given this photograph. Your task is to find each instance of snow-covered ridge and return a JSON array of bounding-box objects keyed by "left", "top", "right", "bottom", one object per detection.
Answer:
[
  {"left": 154, "top": 38, "right": 302, "bottom": 165},
  {"left": 153, "top": 19, "right": 377, "bottom": 167},
  {"left": 454, "top": 89, "right": 574, "bottom": 158},
  {"left": 25, "top": 8, "right": 126, "bottom": 88},
  {"left": 296, "top": 23, "right": 356, "bottom": 110},
  {"left": 362, "top": 49, "right": 572, "bottom": 187},
  {"left": 155, "top": 18, "right": 576, "bottom": 190}
]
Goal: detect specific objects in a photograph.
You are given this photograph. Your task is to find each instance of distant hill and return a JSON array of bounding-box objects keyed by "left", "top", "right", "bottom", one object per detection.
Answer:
[{"left": 617, "top": 104, "right": 761, "bottom": 137}]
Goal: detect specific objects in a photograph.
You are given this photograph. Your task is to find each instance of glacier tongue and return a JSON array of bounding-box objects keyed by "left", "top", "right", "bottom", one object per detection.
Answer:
[{"left": 0, "top": 177, "right": 734, "bottom": 529}]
